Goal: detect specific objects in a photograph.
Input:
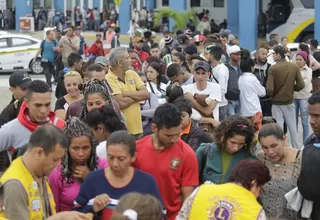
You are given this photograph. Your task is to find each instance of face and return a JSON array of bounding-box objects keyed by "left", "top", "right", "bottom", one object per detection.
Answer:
[
  {"left": 67, "top": 29, "right": 74, "bottom": 37},
  {"left": 260, "top": 135, "right": 285, "bottom": 162},
  {"left": 152, "top": 124, "right": 182, "bottom": 147},
  {"left": 194, "top": 68, "right": 209, "bottom": 83},
  {"left": 129, "top": 52, "right": 137, "bottom": 66},
  {"left": 146, "top": 66, "right": 158, "bottom": 82},
  {"left": 257, "top": 48, "right": 268, "bottom": 64},
  {"left": 171, "top": 49, "right": 178, "bottom": 56},
  {"left": 230, "top": 52, "right": 241, "bottom": 63},
  {"left": 220, "top": 36, "right": 228, "bottom": 45},
  {"left": 172, "top": 56, "right": 182, "bottom": 66},
  {"left": 181, "top": 111, "right": 190, "bottom": 129},
  {"left": 169, "top": 74, "right": 180, "bottom": 84},
  {"left": 10, "top": 86, "right": 27, "bottom": 100},
  {"left": 309, "top": 103, "right": 320, "bottom": 135},
  {"left": 273, "top": 52, "right": 281, "bottom": 62},
  {"left": 69, "top": 136, "right": 92, "bottom": 166},
  {"left": 282, "top": 37, "right": 288, "bottom": 46},
  {"left": 96, "top": 35, "right": 102, "bottom": 41},
  {"left": 120, "top": 52, "right": 132, "bottom": 72},
  {"left": 25, "top": 92, "right": 51, "bottom": 123},
  {"left": 274, "top": 35, "right": 280, "bottom": 43},
  {"left": 150, "top": 48, "right": 160, "bottom": 58},
  {"left": 64, "top": 76, "right": 81, "bottom": 97},
  {"left": 225, "top": 135, "right": 246, "bottom": 154},
  {"left": 49, "top": 31, "right": 55, "bottom": 40},
  {"left": 86, "top": 92, "right": 108, "bottom": 113},
  {"left": 107, "top": 144, "right": 136, "bottom": 176},
  {"left": 89, "top": 70, "right": 106, "bottom": 81},
  {"left": 75, "top": 60, "right": 84, "bottom": 73},
  {"left": 75, "top": 30, "right": 81, "bottom": 36},
  {"left": 295, "top": 55, "right": 306, "bottom": 68},
  {"left": 38, "top": 144, "right": 65, "bottom": 176},
  {"left": 134, "top": 41, "right": 143, "bottom": 50}
]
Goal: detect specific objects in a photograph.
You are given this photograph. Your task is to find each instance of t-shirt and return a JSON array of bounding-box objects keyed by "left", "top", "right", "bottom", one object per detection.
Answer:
[
  {"left": 96, "top": 141, "right": 107, "bottom": 159},
  {"left": 54, "top": 97, "right": 69, "bottom": 112},
  {"left": 132, "top": 136, "right": 199, "bottom": 220},
  {"left": 42, "top": 40, "right": 58, "bottom": 63},
  {"left": 182, "top": 82, "right": 221, "bottom": 120},
  {"left": 73, "top": 168, "right": 165, "bottom": 220}
]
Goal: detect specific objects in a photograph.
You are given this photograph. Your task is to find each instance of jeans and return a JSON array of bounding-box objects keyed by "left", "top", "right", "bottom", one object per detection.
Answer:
[
  {"left": 227, "top": 100, "right": 241, "bottom": 116},
  {"left": 272, "top": 104, "right": 298, "bottom": 148},
  {"left": 42, "top": 62, "right": 54, "bottom": 88},
  {"left": 294, "top": 98, "right": 309, "bottom": 143}
]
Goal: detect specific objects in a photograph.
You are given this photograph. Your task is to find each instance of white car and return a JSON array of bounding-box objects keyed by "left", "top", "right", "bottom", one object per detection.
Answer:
[{"left": 0, "top": 32, "right": 43, "bottom": 74}]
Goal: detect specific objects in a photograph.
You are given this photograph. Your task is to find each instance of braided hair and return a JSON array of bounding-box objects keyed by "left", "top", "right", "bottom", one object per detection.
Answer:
[
  {"left": 79, "top": 78, "right": 111, "bottom": 120},
  {"left": 61, "top": 117, "right": 99, "bottom": 185}
]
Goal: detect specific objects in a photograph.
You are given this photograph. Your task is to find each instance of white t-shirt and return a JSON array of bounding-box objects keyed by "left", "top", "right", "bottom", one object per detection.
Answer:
[
  {"left": 96, "top": 141, "right": 107, "bottom": 159},
  {"left": 182, "top": 82, "right": 221, "bottom": 120}
]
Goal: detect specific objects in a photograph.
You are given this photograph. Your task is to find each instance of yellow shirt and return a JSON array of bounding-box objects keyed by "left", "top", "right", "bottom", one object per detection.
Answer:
[
  {"left": 106, "top": 69, "right": 144, "bottom": 135},
  {"left": 184, "top": 183, "right": 266, "bottom": 220}
]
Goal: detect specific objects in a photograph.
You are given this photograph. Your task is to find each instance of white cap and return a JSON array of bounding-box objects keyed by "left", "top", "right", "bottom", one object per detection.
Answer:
[{"left": 227, "top": 45, "right": 241, "bottom": 56}]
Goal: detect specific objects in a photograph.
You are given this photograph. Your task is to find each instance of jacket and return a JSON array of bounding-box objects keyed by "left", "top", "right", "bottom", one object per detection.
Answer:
[
  {"left": 89, "top": 40, "right": 105, "bottom": 57},
  {"left": 266, "top": 59, "right": 305, "bottom": 105},
  {"left": 0, "top": 96, "right": 16, "bottom": 127}
]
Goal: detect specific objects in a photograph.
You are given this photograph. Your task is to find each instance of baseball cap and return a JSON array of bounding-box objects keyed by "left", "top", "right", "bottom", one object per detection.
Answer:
[
  {"left": 133, "top": 36, "right": 144, "bottom": 44},
  {"left": 94, "top": 56, "right": 108, "bottom": 67},
  {"left": 9, "top": 71, "right": 32, "bottom": 88},
  {"left": 227, "top": 45, "right": 242, "bottom": 56},
  {"left": 194, "top": 61, "right": 211, "bottom": 72}
]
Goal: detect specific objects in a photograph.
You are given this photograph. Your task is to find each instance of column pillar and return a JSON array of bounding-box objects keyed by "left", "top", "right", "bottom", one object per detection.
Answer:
[
  {"left": 88, "top": 0, "right": 93, "bottom": 8},
  {"left": 84, "top": 0, "right": 88, "bottom": 9},
  {"left": 168, "top": 0, "right": 186, "bottom": 32},
  {"left": 119, "top": 0, "right": 130, "bottom": 34},
  {"left": 315, "top": 0, "right": 320, "bottom": 41},
  {"left": 239, "top": 0, "right": 257, "bottom": 51},
  {"left": 16, "top": 0, "right": 33, "bottom": 31},
  {"left": 227, "top": 0, "right": 239, "bottom": 36},
  {"left": 146, "top": 0, "right": 154, "bottom": 10},
  {"left": 93, "top": 0, "right": 99, "bottom": 9}
]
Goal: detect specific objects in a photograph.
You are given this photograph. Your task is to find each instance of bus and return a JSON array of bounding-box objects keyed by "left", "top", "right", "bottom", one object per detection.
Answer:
[{"left": 267, "top": 0, "right": 314, "bottom": 43}]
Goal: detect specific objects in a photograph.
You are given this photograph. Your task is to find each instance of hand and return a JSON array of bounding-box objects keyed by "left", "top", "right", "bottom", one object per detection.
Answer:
[
  {"left": 73, "top": 166, "right": 90, "bottom": 180},
  {"left": 48, "top": 211, "right": 92, "bottom": 220},
  {"left": 93, "top": 194, "right": 110, "bottom": 212}
]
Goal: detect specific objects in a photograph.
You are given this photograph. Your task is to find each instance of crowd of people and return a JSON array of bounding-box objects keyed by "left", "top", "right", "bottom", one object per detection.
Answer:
[{"left": 0, "top": 23, "right": 320, "bottom": 220}]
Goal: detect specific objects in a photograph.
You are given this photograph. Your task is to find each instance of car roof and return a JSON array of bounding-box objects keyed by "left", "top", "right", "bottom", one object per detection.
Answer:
[{"left": 0, "top": 34, "right": 41, "bottom": 42}]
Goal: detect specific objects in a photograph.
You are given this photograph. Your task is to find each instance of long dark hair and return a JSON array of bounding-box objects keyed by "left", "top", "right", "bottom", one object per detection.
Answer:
[{"left": 147, "top": 61, "right": 165, "bottom": 93}]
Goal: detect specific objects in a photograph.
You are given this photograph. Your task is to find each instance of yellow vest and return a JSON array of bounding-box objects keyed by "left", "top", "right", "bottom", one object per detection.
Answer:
[
  {"left": 0, "top": 157, "right": 56, "bottom": 220},
  {"left": 189, "top": 183, "right": 264, "bottom": 220}
]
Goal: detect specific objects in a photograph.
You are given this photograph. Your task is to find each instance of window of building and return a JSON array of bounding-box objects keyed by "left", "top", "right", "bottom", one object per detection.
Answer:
[
  {"left": 162, "top": 0, "right": 169, "bottom": 6},
  {"left": 11, "top": 38, "right": 34, "bottom": 47},
  {"left": 214, "top": 0, "right": 224, "bottom": 7},
  {"left": 0, "top": 39, "right": 8, "bottom": 49},
  {"left": 191, "top": 0, "right": 200, "bottom": 7},
  {"left": 44, "top": 0, "right": 52, "bottom": 8},
  {"left": 300, "top": 0, "right": 314, "bottom": 8}
]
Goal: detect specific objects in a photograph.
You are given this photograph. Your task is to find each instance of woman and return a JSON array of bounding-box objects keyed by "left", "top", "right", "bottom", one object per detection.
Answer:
[
  {"left": 55, "top": 71, "right": 83, "bottom": 120},
  {"left": 86, "top": 104, "right": 127, "bottom": 159},
  {"left": 171, "top": 46, "right": 182, "bottom": 55},
  {"left": 73, "top": 130, "right": 165, "bottom": 219},
  {"left": 281, "top": 36, "right": 291, "bottom": 58},
  {"left": 294, "top": 50, "right": 312, "bottom": 143},
  {"left": 172, "top": 52, "right": 191, "bottom": 74},
  {"left": 49, "top": 117, "right": 108, "bottom": 212},
  {"left": 112, "top": 193, "right": 162, "bottom": 220},
  {"left": 138, "top": 72, "right": 159, "bottom": 136},
  {"left": 146, "top": 62, "right": 168, "bottom": 103},
  {"left": 293, "top": 43, "right": 320, "bottom": 71},
  {"left": 257, "top": 123, "right": 301, "bottom": 219},
  {"left": 176, "top": 159, "right": 270, "bottom": 219},
  {"left": 196, "top": 115, "right": 256, "bottom": 184}
]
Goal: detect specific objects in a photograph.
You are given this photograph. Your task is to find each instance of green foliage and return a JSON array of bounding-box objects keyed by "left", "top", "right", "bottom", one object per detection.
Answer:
[{"left": 153, "top": 7, "right": 198, "bottom": 31}]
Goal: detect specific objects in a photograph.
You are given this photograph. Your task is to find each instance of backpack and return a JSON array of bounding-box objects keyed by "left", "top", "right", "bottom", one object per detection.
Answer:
[
  {"left": 225, "top": 62, "right": 242, "bottom": 100},
  {"left": 40, "top": 40, "right": 58, "bottom": 58}
]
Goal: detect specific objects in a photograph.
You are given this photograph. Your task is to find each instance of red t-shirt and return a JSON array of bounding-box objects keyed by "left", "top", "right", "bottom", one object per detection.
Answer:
[{"left": 132, "top": 136, "right": 199, "bottom": 220}]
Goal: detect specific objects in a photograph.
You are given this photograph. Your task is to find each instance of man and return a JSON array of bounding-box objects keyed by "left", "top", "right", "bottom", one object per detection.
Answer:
[
  {"left": 208, "top": 46, "right": 229, "bottom": 121},
  {"left": 269, "top": 33, "right": 280, "bottom": 44},
  {"left": 304, "top": 91, "right": 320, "bottom": 147},
  {"left": 183, "top": 61, "right": 221, "bottom": 122},
  {"left": 225, "top": 45, "right": 242, "bottom": 116},
  {"left": 0, "top": 72, "right": 32, "bottom": 127},
  {"left": 132, "top": 103, "right": 199, "bottom": 220},
  {"left": 266, "top": 45, "right": 305, "bottom": 148},
  {"left": 106, "top": 47, "right": 149, "bottom": 139},
  {"left": 150, "top": 42, "right": 161, "bottom": 58},
  {"left": 177, "top": 34, "right": 190, "bottom": 50},
  {"left": 75, "top": 26, "right": 85, "bottom": 58},
  {"left": 94, "top": 56, "right": 109, "bottom": 75},
  {"left": 166, "top": 63, "right": 194, "bottom": 86},
  {"left": 0, "top": 80, "right": 65, "bottom": 156},
  {"left": 33, "top": 29, "right": 60, "bottom": 87},
  {"left": 60, "top": 26, "right": 80, "bottom": 67},
  {"left": 55, "top": 52, "right": 83, "bottom": 99},
  {"left": 133, "top": 35, "right": 149, "bottom": 70},
  {"left": 311, "top": 39, "right": 320, "bottom": 92},
  {"left": 89, "top": 33, "right": 105, "bottom": 57},
  {"left": 0, "top": 125, "right": 91, "bottom": 220},
  {"left": 254, "top": 46, "right": 272, "bottom": 116},
  {"left": 111, "top": 27, "right": 121, "bottom": 49}
]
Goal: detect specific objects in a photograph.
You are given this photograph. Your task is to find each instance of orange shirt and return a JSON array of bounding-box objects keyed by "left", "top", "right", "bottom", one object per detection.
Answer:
[
  {"left": 132, "top": 136, "right": 199, "bottom": 220},
  {"left": 181, "top": 121, "right": 192, "bottom": 136}
]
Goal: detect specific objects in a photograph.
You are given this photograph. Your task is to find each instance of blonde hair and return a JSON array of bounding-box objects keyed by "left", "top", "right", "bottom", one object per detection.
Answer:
[
  {"left": 112, "top": 193, "right": 162, "bottom": 220},
  {"left": 64, "top": 71, "right": 83, "bottom": 83}
]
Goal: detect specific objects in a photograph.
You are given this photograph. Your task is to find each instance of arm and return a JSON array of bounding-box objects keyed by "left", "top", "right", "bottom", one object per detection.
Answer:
[
  {"left": 216, "top": 66, "right": 229, "bottom": 96},
  {"left": 33, "top": 47, "right": 42, "bottom": 60},
  {"left": 294, "top": 68, "right": 305, "bottom": 92},
  {"left": 113, "top": 94, "right": 136, "bottom": 109},
  {"left": 3, "top": 180, "right": 29, "bottom": 220},
  {"left": 0, "top": 123, "right": 13, "bottom": 152},
  {"left": 122, "top": 85, "right": 149, "bottom": 101},
  {"left": 266, "top": 67, "right": 274, "bottom": 97},
  {"left": 253, "top": 78, "right": 266, "bottom": 97},
  {"left": 54, "top": 98, "right": 67, "bottom": 120},
  {"left": 188, "top": 96, "right": 218, "bottom": 117},
  {"left": 141, "top": 93, "right": 159, "bottom": 118},
  {"left": 48, "top": 169, "right": 62, "bottom": 212}
]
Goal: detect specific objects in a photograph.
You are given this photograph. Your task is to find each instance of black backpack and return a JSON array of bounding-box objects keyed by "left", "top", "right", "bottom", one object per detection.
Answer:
[{"left": 225, "top": 62, "right": 242, "bottom": 100}]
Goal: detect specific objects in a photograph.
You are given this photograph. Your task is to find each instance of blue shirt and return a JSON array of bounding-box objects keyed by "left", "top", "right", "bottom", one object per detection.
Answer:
[{"left": 42, "top": 40, "right": 58, "bottom": 63}]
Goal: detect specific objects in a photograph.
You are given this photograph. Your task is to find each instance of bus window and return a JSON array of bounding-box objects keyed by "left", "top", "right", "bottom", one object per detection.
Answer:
[{"left": 300, "top": 0, "right": 314, "bottom": 8}]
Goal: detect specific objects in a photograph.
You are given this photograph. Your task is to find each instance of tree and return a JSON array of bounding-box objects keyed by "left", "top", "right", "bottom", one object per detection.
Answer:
[{"left": 153, "top": 7, "right": 198, "bottom": 32}]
